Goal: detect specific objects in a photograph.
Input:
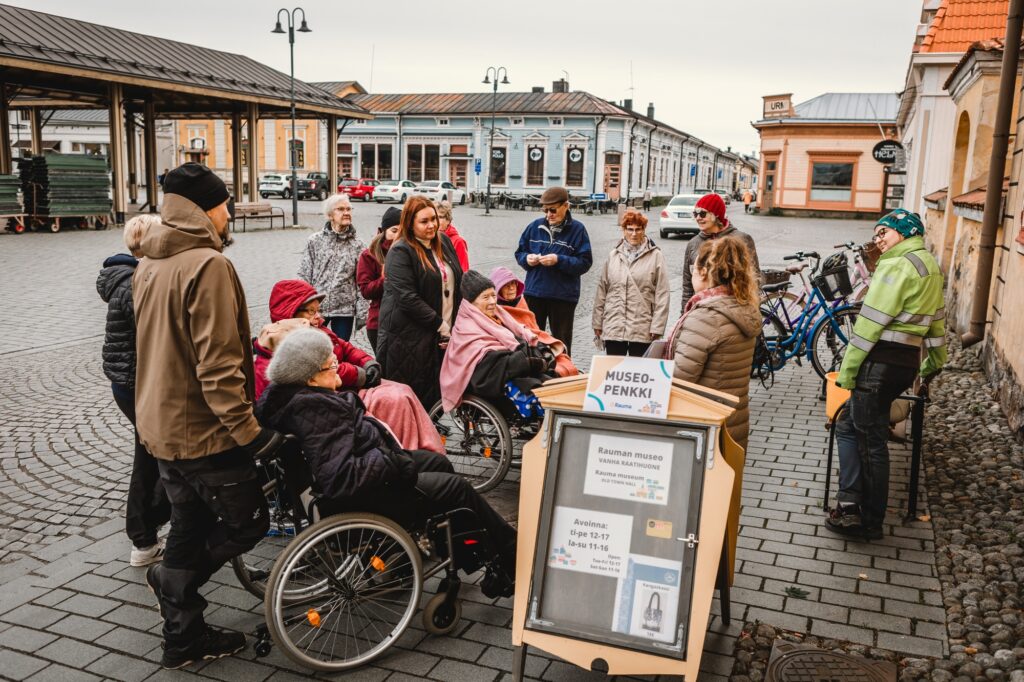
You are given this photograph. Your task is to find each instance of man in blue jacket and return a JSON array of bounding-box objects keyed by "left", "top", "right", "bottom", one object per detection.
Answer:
[{"left": 514, "top": 186, "right": 593, "bottom": 355}]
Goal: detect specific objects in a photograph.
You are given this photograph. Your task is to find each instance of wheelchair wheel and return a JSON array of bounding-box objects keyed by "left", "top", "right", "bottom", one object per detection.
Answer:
[
  {"left": 422, "top": 592, "right": 462, "bottom": 636},
  {"left": 264, "top": 513, "right": 422, "bottom": 671},
  {"left": 232, "top": 472, "right": 299, "bottom": 600},
  {"left": 429, "top": 395, "right": 513, "bottom": 493}
]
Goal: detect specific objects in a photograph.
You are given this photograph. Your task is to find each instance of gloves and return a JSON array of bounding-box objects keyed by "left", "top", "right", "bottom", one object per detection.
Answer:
[
  {"left": 244, "top": 428, "right": 286, "bottom": 460},
  {"left": 536, "top": 342, "right": 557, "bottom": 373},
  {"left": 528, "top": 356, "right": 547, "bottom": 375},
  {"left": 363, "top": 361, "right": 382, "bottom": 388}
]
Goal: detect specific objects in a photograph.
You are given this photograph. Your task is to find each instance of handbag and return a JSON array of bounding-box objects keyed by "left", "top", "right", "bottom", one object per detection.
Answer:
[{"left": 642, "top": 591, "right": 663, "bottom": 631}]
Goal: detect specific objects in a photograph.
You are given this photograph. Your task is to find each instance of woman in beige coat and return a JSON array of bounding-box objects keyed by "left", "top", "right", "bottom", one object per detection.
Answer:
[
  {"left": 665, "top": 236, "right": 761, "bottom": 451},
  {"left": 592, "top": 209, "right": 670, "bottom": 356}
]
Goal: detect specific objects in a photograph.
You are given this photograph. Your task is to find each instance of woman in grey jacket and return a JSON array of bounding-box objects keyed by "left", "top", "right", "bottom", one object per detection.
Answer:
[{"left": 592, "top": 209, "right": 669, "bottom": 356}]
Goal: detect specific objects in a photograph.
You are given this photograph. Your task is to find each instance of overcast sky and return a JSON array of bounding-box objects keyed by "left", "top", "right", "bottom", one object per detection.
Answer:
[{"left": 17, "top": 0, "right": 925, "bottom": 154}]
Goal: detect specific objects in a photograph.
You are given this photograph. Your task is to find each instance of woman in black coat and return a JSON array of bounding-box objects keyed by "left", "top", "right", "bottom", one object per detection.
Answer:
[{"left": 377, "top": 196, "right": 464, "bottom": 408}]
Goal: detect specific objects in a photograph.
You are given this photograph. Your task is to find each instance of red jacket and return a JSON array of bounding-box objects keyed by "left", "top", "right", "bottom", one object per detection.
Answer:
[
  {"left": 356, "top": 241, "right": 390, "bottom": 331},
  {"left": 444, "top": 224, "right": 469, "bottom": 272},
  {"left": 258, "top": 280, "right": 373, "bottom": 395}
]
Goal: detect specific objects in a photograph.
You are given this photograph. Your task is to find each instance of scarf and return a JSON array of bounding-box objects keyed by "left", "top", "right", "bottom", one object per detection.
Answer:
[
  {"left": 662, "top": 285, "right": 732, "bottom": 360},
  {"left": 439, "top": 300, "right": 538, "bottom": 412}
]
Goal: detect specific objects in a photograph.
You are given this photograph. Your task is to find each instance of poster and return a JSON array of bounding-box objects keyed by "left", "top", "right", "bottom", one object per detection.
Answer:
[
  {"left": 583, "top": 355, "right": 673, "bottom": 420},
  {"left": 547, "top": 506, "right": 633, "bottom": 578},
  {"left": 612, "top": 554, "right": 683, "bottom": 644},
  {"left": 584, "top": 433, "right": 673, "bottom": 506}
]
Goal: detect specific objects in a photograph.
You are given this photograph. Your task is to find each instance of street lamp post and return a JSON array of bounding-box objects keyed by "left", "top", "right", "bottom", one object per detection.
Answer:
[
  {"left": 272, "top": 8, "right": 311, "bottom": 227},
  {"left": 482, "top": 66, "right": 509, "bottom": 216}
]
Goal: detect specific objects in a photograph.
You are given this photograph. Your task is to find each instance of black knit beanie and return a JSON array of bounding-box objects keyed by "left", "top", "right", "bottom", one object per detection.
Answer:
[
  {"left": 380, "top": 206, "right": 402, "bottom": 232},
  {"left": 460, "top": 269, "right": 494, "bottom": 302},
  {"left": 164, "top": 163, "right": 230, "bottom": 211}
]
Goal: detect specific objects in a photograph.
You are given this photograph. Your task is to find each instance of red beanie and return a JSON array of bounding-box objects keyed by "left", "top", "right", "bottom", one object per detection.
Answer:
[{"left": 696, "top": 193, "right": 728, "bottom": 228}]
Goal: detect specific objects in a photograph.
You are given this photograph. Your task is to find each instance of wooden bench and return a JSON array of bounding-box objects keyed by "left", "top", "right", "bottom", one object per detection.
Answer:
[{"left": 231, "top": 202, "right": 286, "bottom": 232}]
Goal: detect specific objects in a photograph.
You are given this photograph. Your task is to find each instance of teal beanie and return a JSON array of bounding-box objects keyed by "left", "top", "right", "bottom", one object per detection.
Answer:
[{"left": 877, "top": 209, "right": 924, "bottom": 238}]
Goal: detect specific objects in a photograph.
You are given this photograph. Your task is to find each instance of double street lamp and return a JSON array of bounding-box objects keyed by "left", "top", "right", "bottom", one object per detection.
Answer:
[
  {"left": 272, "top": 8, "right": 311, "bottom": 227},
  {"left": 482, "top": 66, "right": 509, "bottom": 216}
]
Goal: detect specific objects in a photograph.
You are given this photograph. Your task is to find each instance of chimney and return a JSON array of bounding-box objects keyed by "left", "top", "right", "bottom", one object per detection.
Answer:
[
  {"left": 552, "top": 79, "right": 569, "bottom": 93},
  {"left": 532, "top": 86, "right": 544, "bottom": 93},
  {"left": 647, "top": 102, "right": 655, "bottom": 119},
  {"left": 762, "top": 93, "right": 794, "bottom": 119},
  {"left": 623, "top": 98, "right": 633, "bottom": 111}
]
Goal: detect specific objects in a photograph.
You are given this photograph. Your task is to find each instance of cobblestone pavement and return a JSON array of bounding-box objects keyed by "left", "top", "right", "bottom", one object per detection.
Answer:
[{"left": 0, "top": 201, "right": 952, "bottom": 679}]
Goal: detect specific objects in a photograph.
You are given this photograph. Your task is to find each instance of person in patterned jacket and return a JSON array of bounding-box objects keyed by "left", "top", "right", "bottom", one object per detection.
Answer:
[{"left": 827, "top": 209, "right": 946, "bottom": 541}]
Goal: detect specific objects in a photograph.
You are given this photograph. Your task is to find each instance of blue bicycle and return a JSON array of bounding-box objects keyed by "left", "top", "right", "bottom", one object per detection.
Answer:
[{"left": 757, "top": 250, "right": 861, "bottom": 379}]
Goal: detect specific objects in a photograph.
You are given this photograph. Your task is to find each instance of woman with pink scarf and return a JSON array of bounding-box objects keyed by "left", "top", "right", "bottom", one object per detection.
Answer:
[{"left": 439, "top": 270, "right": 555, "bottom": 415}]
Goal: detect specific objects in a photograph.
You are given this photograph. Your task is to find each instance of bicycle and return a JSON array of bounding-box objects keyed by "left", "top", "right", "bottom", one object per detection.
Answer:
[{"left": 756, "top": 251, "right": 861, "bottom": 380}]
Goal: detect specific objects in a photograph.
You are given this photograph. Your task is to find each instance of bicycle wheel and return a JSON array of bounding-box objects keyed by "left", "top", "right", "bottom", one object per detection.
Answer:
[
  {"left": 429, "top": 396, "right": 513, "bottom": 493},
  {"left": 809, "top": 306, "right": 860, "bottom": 379},
  {"left": 264, "top": 513, "right": 422, "bottom": 671},
  {"left": 758, "top": 308, "right": 789, "bottom": 372},
  {"left": 232, "top": 465, "right": 301, "bottom": 599}
]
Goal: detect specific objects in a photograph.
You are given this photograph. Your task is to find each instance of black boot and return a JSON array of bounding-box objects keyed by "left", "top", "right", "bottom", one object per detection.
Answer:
[{"left": 161, "top": 625, "right": 246, "bottom": 669}]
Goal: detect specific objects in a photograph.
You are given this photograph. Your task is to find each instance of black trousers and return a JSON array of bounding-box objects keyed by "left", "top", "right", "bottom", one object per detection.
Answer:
[
  {"left": 603, "top": 340, "right": 652, "bottom": 357},
  {"left": 343, "top": 451, "right": 516, "bottom": 552},
  {"left": 110, "top": 382, "right": 171, "bottom": 548},
  {"left": 153, "top": 449, "right": 269, "bottom": 646},
  {"left": 524, "top": 295, "right": 577, "bottom": 356},
  {"left": 367, "top": 328, "right": 379, "bottom": 354}
]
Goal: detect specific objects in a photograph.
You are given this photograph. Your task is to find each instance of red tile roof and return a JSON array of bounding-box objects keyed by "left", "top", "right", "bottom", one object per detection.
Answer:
[{"left": 918, "top": 0, "right": 1009, "bottom": 54}]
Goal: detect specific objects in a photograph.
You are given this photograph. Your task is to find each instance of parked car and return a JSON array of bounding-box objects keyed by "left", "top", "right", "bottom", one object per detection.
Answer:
[
  {"left": 259, "top": 174, "right": 296, "bottom": 199},
  {"left": 659, "top": 193, "right": 703, "bottom": 239},
  {"left": 412, "top": 180, "right": 466, "bottom": 205},
  {"left": 715, "top": 189, "right": 732, "bottom": 204},
  {"left": 338, "top": 177, "right": 379, "bottom": 201},
  {"left": 374, "top": 179, "right": 418, "bottom": 204},
  {"left": 297, "top": 172, "right": 330, "bottom": 201}
]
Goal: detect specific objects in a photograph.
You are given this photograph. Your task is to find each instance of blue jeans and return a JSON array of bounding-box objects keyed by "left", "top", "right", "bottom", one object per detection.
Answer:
[
  {"left": 836, "top": 361, "right": 916, "bottom": 529},
  {"left": 326, "top": 316, "right": 354, "bottom": 341}
]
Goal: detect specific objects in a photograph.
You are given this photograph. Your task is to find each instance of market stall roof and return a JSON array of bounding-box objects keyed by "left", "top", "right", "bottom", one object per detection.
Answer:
[{"left": 0, "top": 3, "right": 370, "bottom": 119}]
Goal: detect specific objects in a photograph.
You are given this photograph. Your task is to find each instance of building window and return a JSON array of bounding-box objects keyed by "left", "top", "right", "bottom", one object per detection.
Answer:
[
  {"left": 361, "top": 144, "right": 376, "bottom": 178},
  {"left": 378, "top": 145, "right": 393, "bottom": 179},
  {"left": 436, "top": 118, "right": 450, "bottom": 127},
  {"left": 566, "top": 147, "right": 585, "bottom": 187},
  {"left": 767, "top": 160, "right": 777, "bottom": 171},
  {"left": 527, "top": 145, "right": 545, "bottom": 185},
  {"left": 189, "top": 137, "right": 206, "bottom": 150},
  {"left": 810, "top": 161, "right": 854, "bottom": 202},
  {"left": 510, "top": 117, "right": 524, "bottom": 127},
  {"left": 490, "top": 147, "right": 507, "bottom": 185},
  {"left": 407, "top": 144, "right": 441, "bottom": 182},
  {"left": 549, "top": 117, "right": 563, "bottom": 127}
]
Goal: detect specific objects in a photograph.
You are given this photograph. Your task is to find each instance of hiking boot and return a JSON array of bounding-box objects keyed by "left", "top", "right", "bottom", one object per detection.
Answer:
[
  {"left": 131, "top": 540, "right": 165, "bottom": 567},
  {"left": 860, "top": 526, "right": 884, "bottom": 541},
  {"left": 823, "top": 504, "right": 863, "bottom": 537},
  {"left": 161, "top": 626, "right": 246, "bottom": 669},
  {"left": 145, "top": 564, "right": 164, "bottom": 614}
]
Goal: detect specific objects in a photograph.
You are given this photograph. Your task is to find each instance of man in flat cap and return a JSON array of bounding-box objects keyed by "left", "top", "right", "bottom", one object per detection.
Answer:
[
  {"left": 514, "top": 186, "right": 592, "bottom": 355},
  {"left": 133, "top": 162, "right": 283, "bottom": 669}
]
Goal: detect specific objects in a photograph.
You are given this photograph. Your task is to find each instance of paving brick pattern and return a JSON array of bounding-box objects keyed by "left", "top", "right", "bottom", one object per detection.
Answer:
[{"left": 0, "top": 203, "right": 947, "bottom": 679}]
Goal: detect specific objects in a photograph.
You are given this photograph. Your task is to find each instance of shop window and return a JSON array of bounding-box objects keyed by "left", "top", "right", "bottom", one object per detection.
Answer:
[
  {"left": 527, "top": 146, "right": 545, "bottom": 186},
  {"left": 810, "top": 162, "right": 854, "bottom": 202},
  {"left": 408, "top": 145, "right": 423, "bottom": 182},
  {"left": 361, "top": 144, "right": 376, "bottom": 178},
  {"left": 425, "top": 144, "right": 440, "bottom": 181},
  {"left": 566, "top": 147, "right": 585, "bottom": 187},
  {"left": 378, "top": 145, "right": 393, "bottom": 180},
  {"left": 490, "top": 147, "right": 507, "bottom": 185}
]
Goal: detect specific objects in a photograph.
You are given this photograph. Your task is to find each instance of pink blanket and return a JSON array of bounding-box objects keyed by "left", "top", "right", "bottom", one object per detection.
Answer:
[
  {"left": 360, "top": 379, "right": 445, "bottom": 454},
  {"left": 439, "top": 300, "right": 537, "bottom": 412}
]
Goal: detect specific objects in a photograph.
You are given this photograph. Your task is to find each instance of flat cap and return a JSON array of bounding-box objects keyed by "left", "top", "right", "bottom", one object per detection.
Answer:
[{"left": 540, "top": 186, "right": 569, "bottom": 205}]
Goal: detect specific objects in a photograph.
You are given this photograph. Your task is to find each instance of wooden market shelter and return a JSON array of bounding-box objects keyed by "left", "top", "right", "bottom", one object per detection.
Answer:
[{"left": 0, "top": 3, "right": 370, "bottom": 221}]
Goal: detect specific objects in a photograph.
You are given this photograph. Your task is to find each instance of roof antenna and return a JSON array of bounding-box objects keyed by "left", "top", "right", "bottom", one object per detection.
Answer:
[{"left": 628, "top": 61, "right": 635, "bottom": 101}]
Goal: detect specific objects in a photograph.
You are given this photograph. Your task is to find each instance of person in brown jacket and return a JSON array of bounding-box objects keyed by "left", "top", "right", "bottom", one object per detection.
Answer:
[
  {"left": 133, "top": 163, "right": 284, "bottom": 670},
  {"left": 592, "top": 208, "right": 670, "bottom": 357},
  {"left": 665, "top": 236, "right": 761, "bottom": 451}
]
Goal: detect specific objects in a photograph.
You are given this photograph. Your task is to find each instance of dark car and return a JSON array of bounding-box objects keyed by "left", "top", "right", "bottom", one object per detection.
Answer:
[{"left": 297, "top": 172, "right": 330, "bottom": 201}]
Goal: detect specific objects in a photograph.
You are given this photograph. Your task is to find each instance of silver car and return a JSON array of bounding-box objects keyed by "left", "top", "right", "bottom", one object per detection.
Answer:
[{"left": 658, "top": 194, "right": 702, "bottom": 239}]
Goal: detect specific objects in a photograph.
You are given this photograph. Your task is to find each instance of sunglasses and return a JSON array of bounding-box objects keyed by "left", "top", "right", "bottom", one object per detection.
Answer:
[
  {"left": 542, "top": 203, "right": 565, "bottom": 214},
  {"left": 693, "top": 209, "right": 709, "bottom": 218}
]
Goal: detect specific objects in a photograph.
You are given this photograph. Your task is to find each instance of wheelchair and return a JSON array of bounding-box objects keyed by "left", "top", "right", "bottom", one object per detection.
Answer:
[
  {"left": 233, "top": 438, "right": 511, "bottom": 672},
  {"left": 428, "top": 389, "right": 544, "bottom": 493}
]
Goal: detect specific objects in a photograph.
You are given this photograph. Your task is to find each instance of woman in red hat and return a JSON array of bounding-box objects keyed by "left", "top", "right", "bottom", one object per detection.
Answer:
[{"left": 679, "top": 193, "right": 760, "bottom": 313}]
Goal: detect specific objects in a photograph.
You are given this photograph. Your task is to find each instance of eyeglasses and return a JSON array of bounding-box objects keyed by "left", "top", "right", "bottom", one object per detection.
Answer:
[
  {"left": 692, "top": 210, "right": 708, "bottom": 219},
  {"left": 318, "top": 358, "right": 339, "bottom": 373},
  {"left": 542, "top": 204, "right": 565, "bottom": 214},
  {"left": 333, "top": 207, "right": 353, "bottom": 213},
  {"left": 872, "top": 227, "right": 891, "bottom": 242},
  {"left": 622, "top": 226, "right": 645, "bottom": 233}
]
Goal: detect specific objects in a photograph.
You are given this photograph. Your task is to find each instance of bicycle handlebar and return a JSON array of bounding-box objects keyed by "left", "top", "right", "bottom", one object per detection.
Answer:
[{"left": 783, "top": 251, "right": 820, "bottom": 261}]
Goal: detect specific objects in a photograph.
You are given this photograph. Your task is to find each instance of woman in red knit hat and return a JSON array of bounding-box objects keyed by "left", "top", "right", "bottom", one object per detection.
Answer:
[{"left": 678, "top": 193, "right": 760, "bottom": 312}]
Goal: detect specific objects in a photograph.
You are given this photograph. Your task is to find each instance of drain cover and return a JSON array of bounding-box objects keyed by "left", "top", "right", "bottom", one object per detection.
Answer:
[{"left": 766, "top": 642, "right": 896, "bottom": 682}]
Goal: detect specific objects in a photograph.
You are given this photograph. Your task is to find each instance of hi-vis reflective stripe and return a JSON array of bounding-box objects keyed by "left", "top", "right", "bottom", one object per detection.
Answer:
[
  {"left": 879, "top": 329, "right": 924, "bottom": 347},
  {"left": 924, "top": 336, "right": 945, "bottom": 348},
  {"left": 895, "top": 310, "right": 933, "bottom": 325},
  {"left": 860, "top": 305, "right": 894, "bottom": 326},
  {"left": 851, "top": 334, "right": 875, "bottom": 352},
  {"left": 934, "top": 307, "right": 946, "bottom": 320},
  {"left": 904, "top": 251, "right": 930, "bottom": 277}
]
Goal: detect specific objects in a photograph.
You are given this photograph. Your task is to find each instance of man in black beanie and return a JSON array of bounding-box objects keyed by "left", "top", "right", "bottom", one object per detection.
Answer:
[{"left": 133, "top": 163, "right": 284, "bottom": 669}]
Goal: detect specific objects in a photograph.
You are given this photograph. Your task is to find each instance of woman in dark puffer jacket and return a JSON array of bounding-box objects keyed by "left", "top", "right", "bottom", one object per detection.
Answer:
[{"left": 96, "top": 214, "right": 170, "bottom": 567}]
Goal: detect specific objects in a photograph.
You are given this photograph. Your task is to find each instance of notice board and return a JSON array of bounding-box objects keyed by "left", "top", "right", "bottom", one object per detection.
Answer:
[{"left": 525, "top": 409, "right": 713, "bottom": 658}]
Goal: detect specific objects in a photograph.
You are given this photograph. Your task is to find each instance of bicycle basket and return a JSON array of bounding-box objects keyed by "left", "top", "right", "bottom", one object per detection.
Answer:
[
  {"left": 861, "top": 241, "right": 881, "bottom": 273},
  {"left": 761, "top": 269, "right": 790, "bottom": 285},
  {"left": 811, "top": 265, "right": 854, "bottom": 299}
]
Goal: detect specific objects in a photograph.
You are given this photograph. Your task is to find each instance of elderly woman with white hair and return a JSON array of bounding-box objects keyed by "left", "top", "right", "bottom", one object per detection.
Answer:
[
  {"left": 96, "top": 213, "right": 171, "bottom": 567},
  {"left": 297, "top": 193, "right": 366, "bottom": 340}
]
